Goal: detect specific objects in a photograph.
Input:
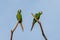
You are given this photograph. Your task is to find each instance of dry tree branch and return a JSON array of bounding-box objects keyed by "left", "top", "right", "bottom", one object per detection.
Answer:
[
  {"left": 38, "top": 21, "right": 47, "bottom": 40},
  {"left": 10, "top": 21, "right": 19, "bottom": 40},
  {"left": 31, "top": 13, "right": 48, "bottom": 40},
  {"left": 12, "top": 21, "right": 19, "bottom": 32},
  {"left": 10, "top": 30, "right": 13, "bottom": 40}
]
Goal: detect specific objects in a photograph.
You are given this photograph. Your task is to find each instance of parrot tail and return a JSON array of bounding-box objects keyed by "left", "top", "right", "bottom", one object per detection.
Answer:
[
  {"left": 31, "top": 22, "right": 35, "bottom": 31},
  {"left": 20, "top": 23, "right": 24, "bottom": 31}
]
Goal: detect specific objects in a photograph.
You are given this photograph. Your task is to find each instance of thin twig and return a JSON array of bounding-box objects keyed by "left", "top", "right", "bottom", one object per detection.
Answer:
[
  {"left": 31, "top": 13, "right": 48, "bottom": 40},
  {"left": 10, "top": 21, "right": 19, "bottom": 40}
]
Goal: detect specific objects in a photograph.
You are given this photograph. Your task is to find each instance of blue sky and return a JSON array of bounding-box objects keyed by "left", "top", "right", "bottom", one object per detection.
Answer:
[{"left": 0, "top": 0, "right": 60, "bottom": 40}]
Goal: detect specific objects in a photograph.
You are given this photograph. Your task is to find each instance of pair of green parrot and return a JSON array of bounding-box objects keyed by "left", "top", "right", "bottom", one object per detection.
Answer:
[{"left": 16, "top": 9, "right": 42, "bottom": 31}]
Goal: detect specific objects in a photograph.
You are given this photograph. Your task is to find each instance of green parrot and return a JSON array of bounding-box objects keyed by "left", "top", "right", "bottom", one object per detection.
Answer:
[
  {"left": 31, "top": 11, "right": 42, "bottom": 31},
  {"left": 16, "top": 9, "right": 24, "bottom": 31}
]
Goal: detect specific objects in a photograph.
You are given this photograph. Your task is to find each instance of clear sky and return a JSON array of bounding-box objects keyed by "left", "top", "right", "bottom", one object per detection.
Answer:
[{"left": 0, "top": 0, "right": 60, "bottom": 40}]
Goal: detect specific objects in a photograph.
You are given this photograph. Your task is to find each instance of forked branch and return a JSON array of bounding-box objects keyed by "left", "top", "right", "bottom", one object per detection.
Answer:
[{"left": 10, "top": 21, "right": 19, "bottom": 40}]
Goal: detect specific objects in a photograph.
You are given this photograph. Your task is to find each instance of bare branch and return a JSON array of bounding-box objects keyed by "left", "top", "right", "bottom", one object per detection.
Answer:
[
  {"left": 38, "top": 21, "right": 47, "bottom": 40},
  {"left": 10, "top": 30, "right": 13, "bottom": 40},
  {"left": 12, "top": 21, "right": 19, "bottom": 32},
  {"left": 31, "top": 13, "right": 48, "bottom": 40},
  {"left": 10, "top": 21, "right": 19, "bottom": 40}
]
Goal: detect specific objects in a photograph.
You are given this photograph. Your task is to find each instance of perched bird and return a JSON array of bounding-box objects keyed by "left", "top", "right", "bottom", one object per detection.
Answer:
[
  {"left": 31, "top": 11, "right": 42, "bottom": 31},
  {"left": 16, "top": 9, "right": 24, "bottom": 31}
]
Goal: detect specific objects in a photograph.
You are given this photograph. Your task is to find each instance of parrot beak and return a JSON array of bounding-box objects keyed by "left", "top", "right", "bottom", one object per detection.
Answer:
[
  {"left": 40, "top": 11, "right": 43, "bottom": 15},
  {"left": 20, "top": 9, "right": 21, "bottom": 13}
]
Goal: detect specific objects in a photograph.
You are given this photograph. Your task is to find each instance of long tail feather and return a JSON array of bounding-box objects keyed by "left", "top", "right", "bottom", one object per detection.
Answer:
[
  {"left": 31, "top": 22, "right": 35, "bottom": 31},
  {"left": 20, "top": 23, "right": 24, "bottom": 31}
]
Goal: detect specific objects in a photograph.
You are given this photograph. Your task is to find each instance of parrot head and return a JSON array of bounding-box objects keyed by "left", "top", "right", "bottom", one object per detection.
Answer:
[
  {"left": 17, "top": 9, "right": 21, "bottom": 14},
  {"left": 38, "top": 11, "right": 43, "bottom": 15}
]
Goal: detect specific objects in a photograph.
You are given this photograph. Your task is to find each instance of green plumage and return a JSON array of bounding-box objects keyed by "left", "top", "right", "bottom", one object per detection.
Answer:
[
  {"left": 16, "top": 9, "right": 24, "bottom": 31},
  {"left": 33, "top": 12, "right": 42, "bottom": 23},
  {"left": 31, "top": 11, "right": 42, "bottom": 31},
  {"left": 16, "top": 9, "right": 22, "bottom": 23}
]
